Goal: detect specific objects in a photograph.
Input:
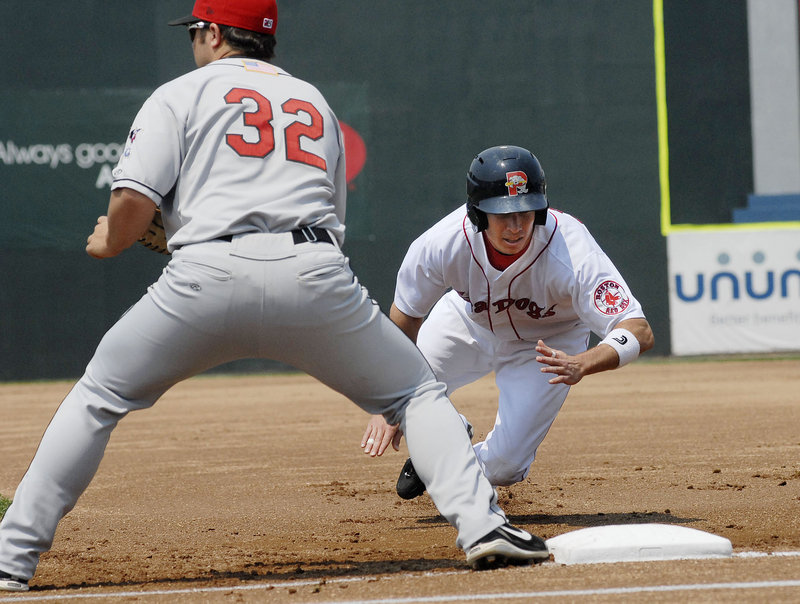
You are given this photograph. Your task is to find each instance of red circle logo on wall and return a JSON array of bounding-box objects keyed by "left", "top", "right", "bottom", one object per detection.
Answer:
[{"left": 339, "top": 121, "right": 367, "bottom": 185}]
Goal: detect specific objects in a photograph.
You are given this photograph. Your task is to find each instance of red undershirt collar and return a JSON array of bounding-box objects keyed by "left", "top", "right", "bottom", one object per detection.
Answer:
[{"left": 482, "top": 232, "right": 531, "bottom": 271}]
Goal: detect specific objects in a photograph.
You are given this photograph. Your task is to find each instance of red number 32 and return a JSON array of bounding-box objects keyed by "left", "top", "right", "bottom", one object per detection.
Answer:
[{"left": 223, "top": 88, "right": 327, "bottom": 171}]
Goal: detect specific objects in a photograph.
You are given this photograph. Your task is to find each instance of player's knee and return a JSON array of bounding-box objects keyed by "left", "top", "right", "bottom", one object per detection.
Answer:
[
  {"left": 481, "top": 458, "right": 529, "bottom": 487},
  {"left": 385, "top": 375, "right": 448, "bottom": 428},
  {"left": 484, "top": 469, "right": 525, "bottom": 487}
]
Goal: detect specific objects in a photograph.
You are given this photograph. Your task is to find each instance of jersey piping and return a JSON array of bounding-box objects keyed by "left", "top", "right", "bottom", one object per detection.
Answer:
[
  {"left": 112, "top": 177, "right": 168, "bottom": 202},
  {"left": 505, "top": 212, "right": 558, "bottom": 339},
  {"left": 462, "top": 215, "right": 494, "bottom": 333}
]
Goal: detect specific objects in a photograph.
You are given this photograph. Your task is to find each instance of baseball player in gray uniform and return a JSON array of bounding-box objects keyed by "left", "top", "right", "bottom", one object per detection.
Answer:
[
  {"left": 0, "top": 3, "right": 548, "bottom": 593},
  {"left": 361, "top": 145, "right": 654, "bottom": 500}
]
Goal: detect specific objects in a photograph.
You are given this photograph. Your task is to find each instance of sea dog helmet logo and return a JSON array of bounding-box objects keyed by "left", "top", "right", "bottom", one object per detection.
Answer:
[
  {"left": 593, "top": 280, "right": 630, "bottom": 315},
  {"left": 505, "top": 171, "right": 528, "bottom": 196}
]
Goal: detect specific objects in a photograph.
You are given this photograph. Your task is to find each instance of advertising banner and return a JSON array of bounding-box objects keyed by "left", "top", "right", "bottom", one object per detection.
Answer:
[
  {"left": 0, "top": 89, "right": 153, "bottom": 250},
  {"left": 667, "top": 228, "right": 800, "bottom": 355}
]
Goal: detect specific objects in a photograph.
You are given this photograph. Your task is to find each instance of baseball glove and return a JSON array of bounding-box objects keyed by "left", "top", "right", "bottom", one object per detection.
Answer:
[{"left": 138, "top": 209, "right": 170, "bottom": 254}]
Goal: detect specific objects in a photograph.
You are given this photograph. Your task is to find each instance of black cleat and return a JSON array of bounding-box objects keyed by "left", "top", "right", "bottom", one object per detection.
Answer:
[
  {"left": 465, "top": 523, "right": 550, "bottom": 570},
  {"left": 0, "top": 570, "right": 29, "bottom": 592},
  {"left": 396, "top": 421, "right": 474, "bottom": 500},
  {"left": 396, "top": 457, "right": 426, "bottom": 500}
]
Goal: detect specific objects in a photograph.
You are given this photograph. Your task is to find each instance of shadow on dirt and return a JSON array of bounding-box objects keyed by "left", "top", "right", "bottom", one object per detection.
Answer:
[
  {"left": 511, "top": 510, "right": 705, "bottom": 527},
  {"left": 413, "top": 510, "right": 704, "bottom": 528},
  {"left": 31, "top": 558, "right": 471, "bottom": 593}
]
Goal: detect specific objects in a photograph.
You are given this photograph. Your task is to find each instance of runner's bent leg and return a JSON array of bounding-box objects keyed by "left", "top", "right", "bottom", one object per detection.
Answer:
[
  {"left": 476, "top": 341, "right": 571, "bottom": 486},
  {"left": 416, "top": 292, "right": 494, "bottom": 395}
]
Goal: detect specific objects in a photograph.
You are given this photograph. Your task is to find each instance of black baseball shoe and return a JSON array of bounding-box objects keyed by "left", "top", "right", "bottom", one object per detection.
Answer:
[
  {"left": 0, "top": 570, "right": 29, "bottom": 592},
  {"left": 396, "top": 421, "right": 474, "bottom": 500},
  {"left": 465, "top": 523, "right": 550, "bottom": 570},
  {"left": 396, "top": 457, "right": 426, "bottom": 499}
]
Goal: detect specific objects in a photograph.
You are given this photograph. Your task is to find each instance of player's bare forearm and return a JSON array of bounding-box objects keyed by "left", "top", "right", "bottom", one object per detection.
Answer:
[
  {"left": 86, "top": 188, "right": 157, "bottom": 258},
  {"left": 607, "top": 317, "right": 655, "bottom": 357},
  {"left": 536, "top": 318, "right": 654, "bottom": 385},
  {"left": 389, "top": 303, "right": 424, "bottom": 343}
]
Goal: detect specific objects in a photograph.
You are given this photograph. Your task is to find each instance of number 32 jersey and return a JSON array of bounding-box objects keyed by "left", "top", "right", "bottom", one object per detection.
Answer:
[
  {"left": 394, "top": 207, "right": 646, "bottom": 343},
  {"left": 112, "top": 58, "right": 346, "bottom": 250}
]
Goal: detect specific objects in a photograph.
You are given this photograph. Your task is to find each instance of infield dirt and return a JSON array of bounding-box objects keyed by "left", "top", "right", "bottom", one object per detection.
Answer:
[{"left": 0, "top": 357, "right": 798, "bottom": 601}]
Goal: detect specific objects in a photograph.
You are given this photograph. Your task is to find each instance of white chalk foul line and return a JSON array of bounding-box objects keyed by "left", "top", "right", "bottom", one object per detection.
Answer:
[
  {"left": 2, "top": 551, "right": 799, "bottom": 603},
  {"left": 7, "top": 577, "right": 800, "bottom": 603},
  {"left": 313, "top": 580, "right": 800, "bottom": 602},
  {"left": 734, "top": 550, "right": 800, "bottom": 558}
]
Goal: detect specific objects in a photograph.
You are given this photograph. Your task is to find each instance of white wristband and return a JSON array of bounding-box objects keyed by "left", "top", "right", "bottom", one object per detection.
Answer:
[{"left": 601, "top": 328, "right": 640, "bottom": 367}]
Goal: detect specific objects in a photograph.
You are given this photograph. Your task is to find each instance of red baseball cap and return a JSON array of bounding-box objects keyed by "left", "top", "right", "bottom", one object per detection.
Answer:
[{"left": 168, "top": 0, "right": 277, "bottom": 35}]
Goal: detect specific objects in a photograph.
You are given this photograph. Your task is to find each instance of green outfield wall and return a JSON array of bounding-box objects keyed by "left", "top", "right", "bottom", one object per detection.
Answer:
[{"left": 0, "top": 1, "right": 753, "bottom": 379}]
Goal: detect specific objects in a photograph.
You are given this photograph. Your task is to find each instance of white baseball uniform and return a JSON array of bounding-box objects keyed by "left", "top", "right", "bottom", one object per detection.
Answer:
[
  {"left": 0, "top": 58, "right": 506, "bottom": 581},
  {"left": 394, "top": 206, "right": 646, "bottom": 486}
]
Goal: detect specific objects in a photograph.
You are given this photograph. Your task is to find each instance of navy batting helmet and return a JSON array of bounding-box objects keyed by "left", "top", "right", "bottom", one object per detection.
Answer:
[{"left": 466, "top": 145, "right": 548, "bottom": 232}]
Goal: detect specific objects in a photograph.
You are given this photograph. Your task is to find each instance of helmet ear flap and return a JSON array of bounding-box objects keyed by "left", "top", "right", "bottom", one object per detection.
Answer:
[
  {"left": 466, "top": 203, "right": 488, "bottom": 232},
  {"left": 534, "top": 208, "right": 548, "bottom": 226}
]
